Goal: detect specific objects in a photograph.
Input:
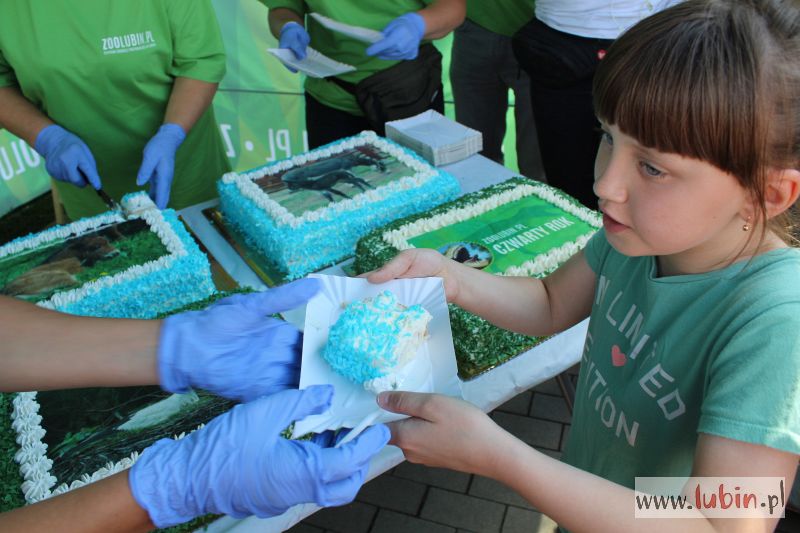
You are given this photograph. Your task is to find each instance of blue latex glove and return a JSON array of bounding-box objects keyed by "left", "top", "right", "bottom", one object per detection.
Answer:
[
  {"left": 279, "top": 21, "right": 310, "bottom": 72},
  {"left": 366, "top": 13, "right": 425, "bottom": 61},
  {"left": 34, "top": 125, "right": 102, "bottom": 189},
  {"left": 158, "top": 278, "right": 320, "bottom": 402},
  {"left": 136, "top": 123, "right": 186, "bottom": 209},
  {"left": 129, "top": 385, "right": 391, "bottom": 527}
]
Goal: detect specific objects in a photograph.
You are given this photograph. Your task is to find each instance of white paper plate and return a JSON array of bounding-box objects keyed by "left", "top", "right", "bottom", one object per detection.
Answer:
[
  {"left": 292, "top": 274, "right": 461, "bottom": 437},
  {"left": 309, "top": 13, "right": 384, "bottom": 44},
  {"left": 267, "top": 47, "right": 356, "bottom": 78}
]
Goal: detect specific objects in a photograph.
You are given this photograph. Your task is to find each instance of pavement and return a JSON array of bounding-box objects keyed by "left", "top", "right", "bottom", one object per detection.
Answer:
[{"left": 288, "top": 369, "right": 800, "bottom": 533}]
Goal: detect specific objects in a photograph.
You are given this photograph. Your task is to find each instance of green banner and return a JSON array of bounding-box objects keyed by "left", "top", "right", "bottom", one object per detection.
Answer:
[
  {"left": 0, "top": 130, "right": 50, "bottom": 216},
  {"left": 0, "top": 1, "right": 521, "bottom": 217}
]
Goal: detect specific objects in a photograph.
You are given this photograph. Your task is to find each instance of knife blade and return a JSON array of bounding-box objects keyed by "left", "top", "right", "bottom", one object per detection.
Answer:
[
  {"left": 95, "top": 187, "right": 121, "bottom": 212},
  {"left": 78, "top": 168, "right": 126, "bottom": 217}
]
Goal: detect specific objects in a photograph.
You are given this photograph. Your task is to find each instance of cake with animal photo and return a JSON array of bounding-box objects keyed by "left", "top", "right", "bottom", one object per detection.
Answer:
[
  {"left": 354, "top": 177, "right": 602, "bottom": 377},
  {"left": 0, "top": 192, "right": 215, "bottom": 319},
  {"left": 217, "top": 131, "right": 461, "bottom": 280}
]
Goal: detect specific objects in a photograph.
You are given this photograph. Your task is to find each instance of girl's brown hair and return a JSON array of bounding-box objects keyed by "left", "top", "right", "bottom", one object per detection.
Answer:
[{"left": 593, "top": 0, "right": 800, "bottom": 244}]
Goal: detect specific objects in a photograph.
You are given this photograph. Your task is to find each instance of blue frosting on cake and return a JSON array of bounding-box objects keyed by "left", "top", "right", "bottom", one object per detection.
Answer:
[
  {"left": 54, "top": 209, "right": 215, "bottom": 319},
  {"left": 218, "top": 132, "right": 461, "bottom": 279},
  {"left": 323, "top": 290, "right": 430, "bottom": 384},
  {"left": 0, "top": 193, "right": 215, "bottom": 319}
]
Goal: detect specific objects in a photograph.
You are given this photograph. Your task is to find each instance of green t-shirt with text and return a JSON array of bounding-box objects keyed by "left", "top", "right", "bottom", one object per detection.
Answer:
[
  {"left": 467, "top": 0, "right": 535, "bottom": 37},
  {"left": 563, "top": 230, "right": 800, "bottom": 489},
  {"left": 260, "top": 0, "right": 433, "bottom": 115},
  {"left": 0, "top": 0, "right": 230, "bottom": 220}
]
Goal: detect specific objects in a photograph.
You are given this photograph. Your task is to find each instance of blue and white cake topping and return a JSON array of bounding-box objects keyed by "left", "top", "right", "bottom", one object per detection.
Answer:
[
  {"left": 0, "top": 192, "right": 215, "bottom": 318},
  {"left": 323, "top": 290, "right": 431, "bottom": 394}
]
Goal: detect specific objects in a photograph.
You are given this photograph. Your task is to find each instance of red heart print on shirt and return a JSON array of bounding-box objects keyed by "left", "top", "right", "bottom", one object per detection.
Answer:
[{"left": 611, "top": 345, "right": 627, "bottom": 367}]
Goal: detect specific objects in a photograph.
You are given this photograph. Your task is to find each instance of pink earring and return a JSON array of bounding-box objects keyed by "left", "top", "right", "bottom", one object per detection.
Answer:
[{"left": 742, "top": 216, "right": 752, "bottom": 232}]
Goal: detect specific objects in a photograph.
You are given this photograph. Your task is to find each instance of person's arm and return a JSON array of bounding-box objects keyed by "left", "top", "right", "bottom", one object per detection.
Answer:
[
  {"left": 0, "top": 86, "right": 53, "bottom": 146},
  {"left": 0, "top": 279, "right": 319, "bottom": 399},
  {"left": 368, "top": 248, "right": 596, "bottom": 337},
  {"left": 0, "top": 295, "right": 159, "bottom": 392},
  {"left": 380, "top": 392, "right": 798, "bottom": 533},
  {"left": 0, "top": 471, "right": 153, "bottom": 533},
  {"left": 163, "top": 77, "right": 218, "bottom": 135},
  {"left": 418, "top": 0, "right": 466, "bottom": 39},
  {"left": 267, "top": 7, "right": 304, "bottom": 39}
]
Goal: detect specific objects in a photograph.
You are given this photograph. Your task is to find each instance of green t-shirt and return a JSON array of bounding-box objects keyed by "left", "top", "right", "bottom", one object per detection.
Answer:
[
  {"left": 466, "top": 0, "right": 535, "bottom": 37},
  {"left": 0, "top": 0, "right": 231, "bottom": 220},
  {"left": 260, "top": 0, "right": 433, "bottom": 115},
  {"left": 563, "top": 229, "right": 800, "bottom": 489}
]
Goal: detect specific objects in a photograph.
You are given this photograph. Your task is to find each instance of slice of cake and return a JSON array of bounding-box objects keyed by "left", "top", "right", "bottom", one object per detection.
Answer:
[
  {"left": 354, "top": 177, "right": 602, "bottom": 378},
  {"left": 217, "top": 131, "right": 461, "bottom": 280},
  {"left": 323, "top": 290, "right": 432, "bottom": 394},
  {"left": 0, "top": 192, "right": 215, "bottom": 319}
]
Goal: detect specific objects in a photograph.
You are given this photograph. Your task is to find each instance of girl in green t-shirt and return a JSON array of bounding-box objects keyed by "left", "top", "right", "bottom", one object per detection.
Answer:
[{"left": 367, "top": 1, "right": 800, "bottom": 531}]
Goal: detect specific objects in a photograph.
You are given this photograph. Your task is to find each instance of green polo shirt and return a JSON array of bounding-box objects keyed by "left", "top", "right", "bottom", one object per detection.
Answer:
[
  {"left": 261, "top": 0, "right": 434, "bottom": 115},
  {"left": 0, "top": 0, "right": 230, "bottom": 220},
  {"left": 467, "top": 0, "right": 535, "bottom": 37}
]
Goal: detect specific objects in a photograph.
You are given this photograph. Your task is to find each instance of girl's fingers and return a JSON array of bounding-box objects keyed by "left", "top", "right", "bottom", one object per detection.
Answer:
[
  {"left": 377, "top": 391, "right": 437, "bottom": 419},
  {"left": 367, "top": 252, "right": 415, "bottom": 283}
]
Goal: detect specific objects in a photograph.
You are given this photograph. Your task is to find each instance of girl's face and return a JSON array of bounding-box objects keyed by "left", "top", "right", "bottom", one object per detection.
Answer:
[{"left": 593, "top": 122, "right": 752, "bottom": 276}]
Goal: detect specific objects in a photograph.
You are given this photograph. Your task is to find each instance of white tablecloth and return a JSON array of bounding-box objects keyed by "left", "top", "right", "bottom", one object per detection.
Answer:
[{"left": 180, "top": 154, "right": 587, "bottom": 533}]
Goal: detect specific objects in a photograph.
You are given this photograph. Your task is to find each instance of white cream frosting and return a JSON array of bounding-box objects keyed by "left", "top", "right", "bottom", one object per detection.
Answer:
[
  {"left": 383, "top": 183, "right": 602, "bottom": 277},
  {"left": 222, "top": 131, "right": 438, "bottom": 229}
]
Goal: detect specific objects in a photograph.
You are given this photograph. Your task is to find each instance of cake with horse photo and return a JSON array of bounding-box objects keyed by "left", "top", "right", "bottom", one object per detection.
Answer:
[{"left": 217, "top": 131, "right": 460, "bottom": 280}]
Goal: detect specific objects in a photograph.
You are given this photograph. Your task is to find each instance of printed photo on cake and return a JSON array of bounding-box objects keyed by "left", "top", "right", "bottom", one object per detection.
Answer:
[
  {"left": 0, "top": 219, "right": 167, "bottom": 303},
  {"left": 254, "top": 146, "right": 412, "bottom": 216},
  {"left": 438, "top": 242, "right": 492, "bottom": 270},
  {"left": 35, "top": 386, "right": 234, "bottom": 485}
]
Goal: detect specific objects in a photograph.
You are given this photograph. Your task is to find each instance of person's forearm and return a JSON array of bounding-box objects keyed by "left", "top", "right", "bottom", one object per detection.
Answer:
[
  {"left": 0, "top": 296, "right": 159, "bottom": 392},
  {"left": 163, "top": 77, "right": 219, "bottom": 134},
  {"left": 268, "top": 7, "right": 304, "bottom": 39},
  {"left": 419, "top": 0, "right": 466, "bottom": 40},
  {"left": 492, "top": 435, "right": 726, "bottom": 533},
  {"left": 0, "top": 470, "right": 154, "bottom": 533},
  {"left": 0, "top": 86, "right": 54, "bottom": 146},
  {"left": 451, "top": 265, "right": 559, "bottom": 336}
]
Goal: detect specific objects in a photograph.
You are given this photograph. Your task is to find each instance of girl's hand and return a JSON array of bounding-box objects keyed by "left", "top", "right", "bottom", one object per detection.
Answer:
[
  {"left": 366, "top": 249, "right": 462, "bottom": 302},
  {"left": 377, "top": 391, "right": 508, "bottom": 476}
]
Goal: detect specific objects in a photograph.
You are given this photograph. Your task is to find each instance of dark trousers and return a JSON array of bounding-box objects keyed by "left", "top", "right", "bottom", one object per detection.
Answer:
[
  {"left": 304, "top": 88, "right": 445, "bottom": 149},
  {"left": 513, "top": 17, "right": 614, "bottom": 209}
]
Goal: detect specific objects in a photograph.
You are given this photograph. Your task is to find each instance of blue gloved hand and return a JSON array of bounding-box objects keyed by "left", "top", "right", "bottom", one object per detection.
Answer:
[
  {"left": 158, "top": 278, "right": 320, "bottom": 402},
  {"left": 136, "top": 123, "right": 186, "bottom": 209},
  {"left": 129, "top": 385, "right": 391, "bottom": 527},
  {"left": 279, "top": 21, "right": 310, "bottom": 72},
  {"left": 366, "top": 13, "right": 425, "bottom": 61},
  {"left": 34, "top": 125, "right": 102, "bottom": 189}
]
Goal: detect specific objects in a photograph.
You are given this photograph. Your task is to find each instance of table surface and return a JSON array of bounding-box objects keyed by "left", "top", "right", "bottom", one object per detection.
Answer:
[{"left": 180, "top": 154, "right": 588, "bottom": 533}]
